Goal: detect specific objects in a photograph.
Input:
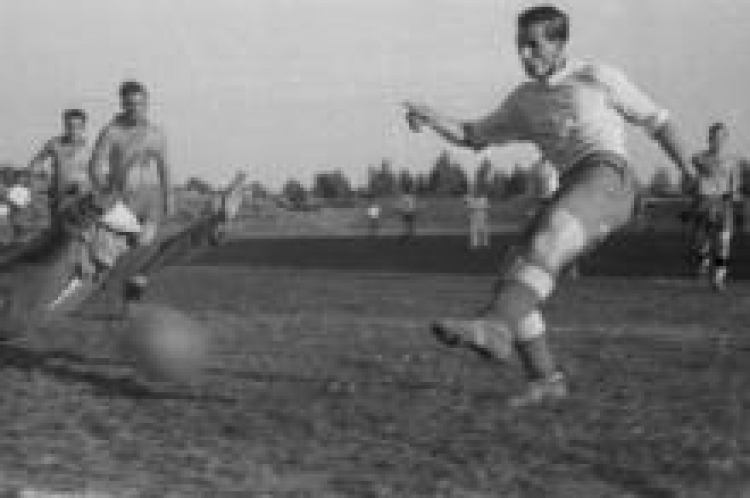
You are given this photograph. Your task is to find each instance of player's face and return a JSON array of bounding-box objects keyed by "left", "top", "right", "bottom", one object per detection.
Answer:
[
  {"left": 709, "top": 128, "right": 728, "bottom": 152},
  {"left": 517, "top": 22, "right": 565, "bottom": 81},
  {"left": 64, "top": 117, "right": 86, "bottom": 142},
  {"left": 121, "top": 91, "right": 149, "bottom": 122}
]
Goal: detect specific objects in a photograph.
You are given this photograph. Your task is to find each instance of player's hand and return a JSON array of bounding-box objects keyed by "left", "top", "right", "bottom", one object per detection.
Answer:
[{"left": 402, "top": 102, "right": 431, "bottom": 132}]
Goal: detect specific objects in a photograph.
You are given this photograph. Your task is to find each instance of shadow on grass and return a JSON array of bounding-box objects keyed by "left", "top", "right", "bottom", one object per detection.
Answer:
[{"left": 0, "top": 343, "right": 235, "bottom": 404}]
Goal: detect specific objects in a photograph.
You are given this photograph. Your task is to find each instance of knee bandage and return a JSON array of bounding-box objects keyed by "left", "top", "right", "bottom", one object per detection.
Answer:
[
  {"left": 492, "top": 257, "right": 554, "bottom": 335},
  {"left": 531, "top": 209, "right": 588, "bottom": 271},
  {"left": 516, "top": 310, "right": 546, "bottom": 341}
]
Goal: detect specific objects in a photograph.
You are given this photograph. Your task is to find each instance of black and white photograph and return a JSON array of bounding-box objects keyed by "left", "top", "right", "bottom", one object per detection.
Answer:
[{"left": 0, "top": 0, "right": 748, "bottom": 496}]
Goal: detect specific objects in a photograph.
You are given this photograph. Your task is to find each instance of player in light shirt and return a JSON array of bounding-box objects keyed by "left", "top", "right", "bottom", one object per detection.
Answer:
[
  {"left": 465, "top": 190, "right": 490, "bottom": 249},
  {"left": 27, "top": 108, "right": 91, "bottom": 227},
  {"left": 691, "top": 122, "right": 744, "bottom": 290},
  {"left": 403, "top": 5, "right": 697, "bottom": 407},
  {"left": 88, "top": 80, "right": 173, "bottom": 304}
]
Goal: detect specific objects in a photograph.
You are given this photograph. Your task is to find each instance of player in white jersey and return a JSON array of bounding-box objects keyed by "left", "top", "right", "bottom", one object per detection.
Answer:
[
  {"left": 466, "top": 190, "right": 490, "bottom": 249},
  {"left": 88, "top": 80, "right": 173, "bottom": 303},
  {"left": 691, "top": 122, "right": 744, "bottom": 290},
  {"left": 403, "top": 5, "right": 697, "bottom": 407},
  {"left": 28, "top": 108, "right": 91, "bottom": 226}
]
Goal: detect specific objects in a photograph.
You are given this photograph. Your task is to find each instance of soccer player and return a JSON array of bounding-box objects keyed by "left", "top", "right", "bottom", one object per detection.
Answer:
[
  {"left": 398, "top": 190, "right": 418, "bottom": 242},
  {"left": 367, "top": 202, "right": 381, "bottom": 236},
  {"left": 691, "top": 122, "right": 744, "bottom": 290},
  {"left": 88, "top": 80, "right": 173, "bottom": 303},
  {"left": 28, "top": 108, "right": 91, "bottom": 224},
  {"left": 403, "top": 5, "right": 697, "bottom": 407},
  {"left": 465, "top": 189, "right": 490, "bottom": 249}
]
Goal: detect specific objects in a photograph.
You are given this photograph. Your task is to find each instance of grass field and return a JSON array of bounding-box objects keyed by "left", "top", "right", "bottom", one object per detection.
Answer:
[{"left": 0, "top": 232, "right": 749, "bottom": 496}]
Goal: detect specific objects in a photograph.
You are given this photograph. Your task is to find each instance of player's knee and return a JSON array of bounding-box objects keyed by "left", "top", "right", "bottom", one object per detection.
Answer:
[
  {"left": 494, "top": 259, "right": 554, "bottom": 327},
  {"left": 494, "top": 281, "right": 540, "bottom": 326},
  {"left": 529, "top": 209, "right": 587, "bottom": 271},
  {"left": 515, "top": 310, "right": 546, "bottom": 341}
]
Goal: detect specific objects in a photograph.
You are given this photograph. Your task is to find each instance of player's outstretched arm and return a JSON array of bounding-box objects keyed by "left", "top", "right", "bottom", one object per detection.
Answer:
[{"left": 402, "top": 102, "right": 477, "bottom": 149}]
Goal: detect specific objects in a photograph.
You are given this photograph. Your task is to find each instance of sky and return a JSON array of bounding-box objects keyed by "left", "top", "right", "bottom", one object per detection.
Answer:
[{"left": 0, "top": 0, "right": 749, "bottom": 189}]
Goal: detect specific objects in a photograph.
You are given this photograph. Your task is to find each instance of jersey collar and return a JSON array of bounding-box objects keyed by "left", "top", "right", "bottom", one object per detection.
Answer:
[{"left": 538, "top": 58, "right": 579, "bottom": 86}]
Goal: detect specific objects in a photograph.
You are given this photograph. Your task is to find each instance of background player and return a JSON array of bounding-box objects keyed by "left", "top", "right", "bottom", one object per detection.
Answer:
[
  {"left": 28, "top": 108, "right": 91, "bottom": 224},
  {"left": 691, "top": 122, "right": 744, "bottom": 290}
]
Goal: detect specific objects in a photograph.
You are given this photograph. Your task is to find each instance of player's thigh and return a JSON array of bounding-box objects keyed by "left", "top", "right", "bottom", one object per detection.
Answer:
[{"left": 525, "top": 163, "right": 636, "bottom": 269}]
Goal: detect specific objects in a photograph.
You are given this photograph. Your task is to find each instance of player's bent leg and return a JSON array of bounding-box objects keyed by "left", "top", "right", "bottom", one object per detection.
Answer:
[
  {"left": 433, "top": 159, "right": 636, "bottom": 406},
  {"left": 494, "top": 209, "right": 586, "bottom": 405},
  {"left": 431, "top": 207, "right": 586, "bottom": 371}
]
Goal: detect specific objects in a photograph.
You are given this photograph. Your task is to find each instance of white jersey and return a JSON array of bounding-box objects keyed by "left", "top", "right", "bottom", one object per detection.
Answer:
[
  {"left": 470, "top": 59, "right": 668, "bottom": 173},
  {"left": 466, "top": 195, "right": 489, "bottom": 222},
  {"left": 693, "top": 150, "right": 743, "bottom": 198}
]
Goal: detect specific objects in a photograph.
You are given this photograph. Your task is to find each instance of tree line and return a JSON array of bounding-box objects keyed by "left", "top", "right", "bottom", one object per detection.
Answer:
[{"left": 273, "top": 151, "right": 532, "bottom": 207}]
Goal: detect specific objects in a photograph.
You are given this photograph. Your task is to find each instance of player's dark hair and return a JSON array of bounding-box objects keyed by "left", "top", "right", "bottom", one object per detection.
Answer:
[
  {"left": 709, "top": 122, "right": 726, "bottom": 137},
  {"left": 119, "top": 80, "right": 148, "bottom": 99},
  {"left": 63, "top": 108, "right": 86, "bottom": 122},
  {"left": 518, "top": 5, "right": 569, "bottom": 43}
]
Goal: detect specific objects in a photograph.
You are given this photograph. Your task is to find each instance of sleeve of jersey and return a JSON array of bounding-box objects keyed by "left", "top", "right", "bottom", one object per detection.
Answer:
[
  {"left": 598, "top": 65, "right": 669, "bottom": 136},
  {"left": 465, "top": 91, "right": 526, "bottom": 150}
]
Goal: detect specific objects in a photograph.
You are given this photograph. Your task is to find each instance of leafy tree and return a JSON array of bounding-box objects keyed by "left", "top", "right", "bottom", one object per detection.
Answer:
[
  {"left": 367, "top": 159, "right": 399, "bottom": 198},
  {"left": 414, "top": 173, "right": 430, "bottom": 196},
  {"left": 740, "top": 159, "right": 750, "bottom": 196},
  {"left": 398, "top": 169, "right": 415, "bottom": 194},
  {"left": 186, "top": 177, "right": 213, "bottom": 194},
  {"left": 249, "top": 181, "right": 268, "bottom": 199},
  {"left": 428, "top": 151, "right": 469, "bottom": 196},
  {"left": 282, "top": 178, "right": 307, "bottom": 207},
  {"left": 313, "top": 170, "right": 353, "bottom": 200}
]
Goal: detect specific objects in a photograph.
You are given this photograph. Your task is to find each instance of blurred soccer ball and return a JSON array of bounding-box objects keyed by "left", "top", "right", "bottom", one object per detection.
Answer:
[{"left": 122, "top": 304, "right": 210, "bottom": 383}]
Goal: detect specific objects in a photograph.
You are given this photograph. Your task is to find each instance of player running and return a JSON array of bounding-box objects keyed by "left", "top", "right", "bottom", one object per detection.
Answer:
[
  {"left": 690, "top": 122, "right": 744, "bottom": 290},
  {"left": 403, "top": 5, "right": 697, "bottom": 407}
]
